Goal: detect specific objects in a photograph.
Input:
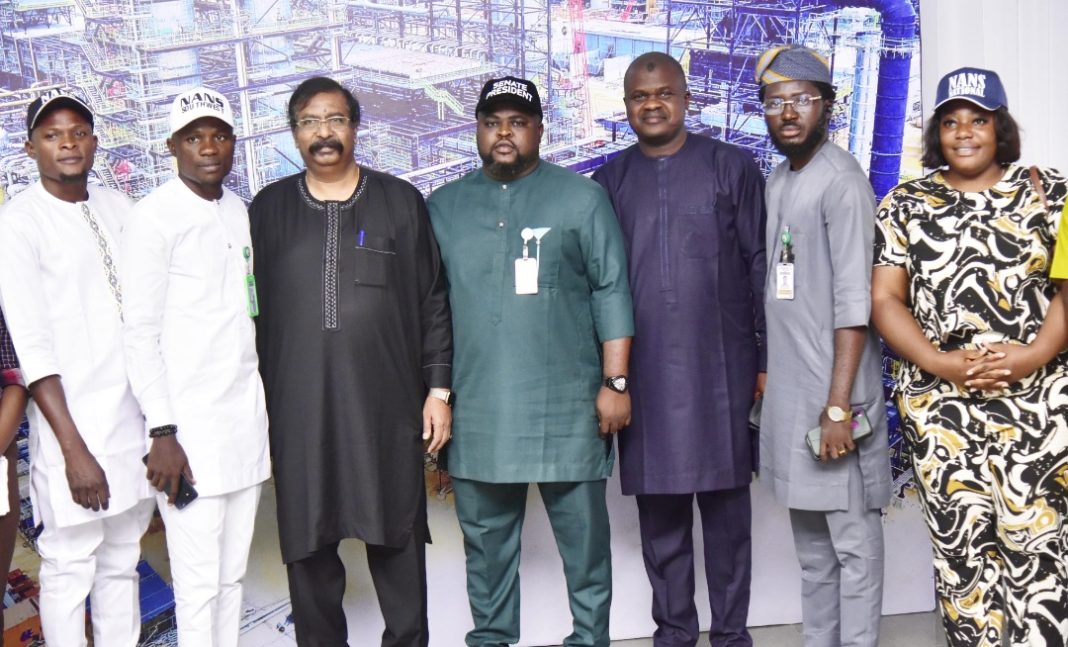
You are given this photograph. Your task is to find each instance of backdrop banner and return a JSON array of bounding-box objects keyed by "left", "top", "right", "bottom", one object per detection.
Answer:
[{"left": 0, "top": 0, "right": 931, "bottom": 644}]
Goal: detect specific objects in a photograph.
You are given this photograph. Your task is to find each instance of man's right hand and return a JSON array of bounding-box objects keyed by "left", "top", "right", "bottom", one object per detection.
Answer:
[
  {"left": 64, "top": 445, "right": 111, "bottom": 511},
  {"left": 818, "top": 410, "right": 855, "bottom": 462},
  {"left": 146, "top": 434, "right": 195, "bottom": 506}
]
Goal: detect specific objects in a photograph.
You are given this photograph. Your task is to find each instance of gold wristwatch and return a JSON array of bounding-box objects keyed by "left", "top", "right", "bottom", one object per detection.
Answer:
[{"left": 825, "top": 405, "right": 852, "bottom": 423}]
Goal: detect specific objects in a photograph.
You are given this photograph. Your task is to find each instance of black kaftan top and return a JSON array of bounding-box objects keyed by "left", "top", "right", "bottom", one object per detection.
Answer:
[{"left": 249, "top": 169, "right": 452, "bottom": 563}]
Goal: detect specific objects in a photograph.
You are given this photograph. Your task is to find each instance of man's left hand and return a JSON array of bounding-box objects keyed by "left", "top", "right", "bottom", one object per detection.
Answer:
[
  {"left": 422, "top": 396, "right": 452, "bottom": 453},
  {"left": 596, "top": 388, "right": 631, "bottom": 438}
]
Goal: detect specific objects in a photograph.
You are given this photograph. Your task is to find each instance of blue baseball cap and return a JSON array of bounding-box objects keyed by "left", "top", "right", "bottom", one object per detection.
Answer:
[{"left": 934, "top": 67, "right": 1008, "bottom": 112}]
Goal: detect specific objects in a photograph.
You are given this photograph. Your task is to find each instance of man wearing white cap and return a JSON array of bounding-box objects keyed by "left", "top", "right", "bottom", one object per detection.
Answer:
[
  {"left": 121, "top": 87, "right": 270, "bottom": 647},
  {"left": 0, "top": 89, "right": 154, "bottom": 647}
]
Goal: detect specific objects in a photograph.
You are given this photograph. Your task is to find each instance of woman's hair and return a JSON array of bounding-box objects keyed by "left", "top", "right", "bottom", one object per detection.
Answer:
[{"left": 921, "top": 104, "right": 1021, "bottom": 169}]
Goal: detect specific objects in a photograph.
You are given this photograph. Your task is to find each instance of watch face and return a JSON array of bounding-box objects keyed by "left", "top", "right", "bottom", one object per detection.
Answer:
[
  {"left": 608, "top": 376, "right": 627, "bottom": 392},
  {"left": 827, "top": 406, "right": 847, "bottom": 422}
]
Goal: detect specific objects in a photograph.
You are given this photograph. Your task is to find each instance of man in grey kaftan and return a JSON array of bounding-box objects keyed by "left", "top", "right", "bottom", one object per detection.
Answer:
[{"left": 758, "top": 45, "right": 891, "bottom": 647}]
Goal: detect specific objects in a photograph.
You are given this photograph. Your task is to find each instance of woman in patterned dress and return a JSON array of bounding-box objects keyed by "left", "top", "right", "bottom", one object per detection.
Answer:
[{"left": 871, "top": 67, "right": 1068, "bottom": 647}]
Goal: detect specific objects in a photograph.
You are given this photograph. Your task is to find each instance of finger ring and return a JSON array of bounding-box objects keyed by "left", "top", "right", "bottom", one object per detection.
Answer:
[{"left": 837, "top": 449, "right": 847, "bottom": 456}]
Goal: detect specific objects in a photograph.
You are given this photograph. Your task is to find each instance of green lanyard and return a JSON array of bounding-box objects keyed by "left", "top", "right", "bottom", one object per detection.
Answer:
[
  {"left": 243, "top": 246, "right": 259, "bottom": 318},
  {"left": 779, "top": 226, "right": 794, "bottom": 264}
]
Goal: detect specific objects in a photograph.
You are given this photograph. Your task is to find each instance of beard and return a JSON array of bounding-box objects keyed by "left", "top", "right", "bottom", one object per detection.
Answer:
[
  {"left": 57, "top": 170, "right": 90, "bottom": 184},
  {"left": 768, "top": 109, "right": 829, "bottom": 160},
  {"left": 479, "top": 148, "right": 538, "bottom": 180}
]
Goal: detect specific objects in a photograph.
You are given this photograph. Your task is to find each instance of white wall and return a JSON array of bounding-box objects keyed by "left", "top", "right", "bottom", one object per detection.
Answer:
[{"left": 919, "top": 0, "right": 1068, "bottom": 172}]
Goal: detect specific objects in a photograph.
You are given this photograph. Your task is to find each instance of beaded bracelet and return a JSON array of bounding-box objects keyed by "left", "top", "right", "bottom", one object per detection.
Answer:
[{"left": 148, "top": 424, "right": 178, "bottom": 439}]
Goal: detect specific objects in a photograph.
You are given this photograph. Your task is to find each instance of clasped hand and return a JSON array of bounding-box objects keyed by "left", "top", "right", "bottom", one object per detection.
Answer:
[{"left": 936, "top": 343, "right": 1040, "bottom": 393}]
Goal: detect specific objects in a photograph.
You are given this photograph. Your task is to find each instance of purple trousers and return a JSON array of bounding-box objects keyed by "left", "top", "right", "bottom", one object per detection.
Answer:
[{"left": 635, "top": 486, "right": 753, "bottom": 647}]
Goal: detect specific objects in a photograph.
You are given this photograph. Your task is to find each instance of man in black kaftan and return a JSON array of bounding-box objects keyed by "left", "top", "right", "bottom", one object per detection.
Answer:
[{"left": 249, "top": 77, "right": 453, "bottom": 647}]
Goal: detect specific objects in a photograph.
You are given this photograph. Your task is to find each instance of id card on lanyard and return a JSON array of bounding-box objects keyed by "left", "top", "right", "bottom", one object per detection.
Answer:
[
  {"left": 243, "top": 246, "right": 260, "bottom": 317},
  {"left": 515, "top": 227, "right": 551, "bottom": 295},
  {"left": 775, "top": 226, "right": 794, "bottom": 300}
]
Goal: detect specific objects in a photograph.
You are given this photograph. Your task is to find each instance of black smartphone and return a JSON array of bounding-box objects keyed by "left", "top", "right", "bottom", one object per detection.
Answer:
[{"left": 142, "top": 455, "right": 199, "bottom": 510}]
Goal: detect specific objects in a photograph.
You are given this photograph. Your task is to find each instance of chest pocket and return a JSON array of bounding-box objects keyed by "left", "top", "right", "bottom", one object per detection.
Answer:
[
  {"left": 679, "top": 205, "right": 718, "bottom": 259},
  {"left": 353, "top": 234, "right": 396, "bottom": 287},
  {"left": 513, "top": 227, "right": 562, "bottom": 288}
]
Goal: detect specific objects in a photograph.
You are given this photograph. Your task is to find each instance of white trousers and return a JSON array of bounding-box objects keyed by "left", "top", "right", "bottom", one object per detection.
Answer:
[
  {"left": 788, "top": 457, "right": 885, "bottom": 647},
  {"left": 36, "top": 498, "right": 155, "bottom": 647},
  {"left": 158, "top": 483, "right": 262, "bottom": 647}
]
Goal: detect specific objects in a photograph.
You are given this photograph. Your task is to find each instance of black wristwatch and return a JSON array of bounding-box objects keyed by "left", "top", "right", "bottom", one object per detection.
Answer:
[{"left": 604, "top": 375, "right": 629, "bottom": 393}]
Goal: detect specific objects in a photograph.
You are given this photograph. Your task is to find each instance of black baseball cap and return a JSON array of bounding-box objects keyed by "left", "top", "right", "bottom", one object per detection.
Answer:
[
  {"left": 26, "top": 89, "right": 94, "bottom": 137},
  {"left": 475, "top": 76, "right": 542, "bottom": 118}
]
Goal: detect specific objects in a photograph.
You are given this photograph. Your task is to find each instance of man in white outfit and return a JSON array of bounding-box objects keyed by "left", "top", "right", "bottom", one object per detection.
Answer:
[
  {"left": 120, "top": 87, "right": 270, "bottom": 647},
  {"left": 0, "top": 90, "right": 154, "bottom": 647}
]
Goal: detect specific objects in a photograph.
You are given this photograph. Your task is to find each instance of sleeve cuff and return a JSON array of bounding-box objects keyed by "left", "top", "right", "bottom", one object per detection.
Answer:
[
  {"left": 423, "top": 364, "right": 452, "bottom": 390},
  {"left": 834, "top": 298, "right": 871, "bottom": 330},
  {"left": 0, "top": 368, "right": 23, "bottom": 389},
  {"left": 20, "top": 359, "right": 61, "bottom": 389},
  {"left": 142, "top": 397, "right": 177, "bottom": 432},
  {"left": 592, "top": 299, "right": 635, "bottom": 343}
]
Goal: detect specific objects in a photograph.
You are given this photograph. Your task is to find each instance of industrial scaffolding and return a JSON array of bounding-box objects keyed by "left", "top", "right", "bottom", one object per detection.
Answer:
[{"left": 0, "top": 0, "right": 605, "bottom": 199}]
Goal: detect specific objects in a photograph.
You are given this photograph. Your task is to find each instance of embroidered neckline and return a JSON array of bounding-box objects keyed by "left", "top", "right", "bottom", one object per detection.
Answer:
[{"left": 297, "top": 170, "right": 368, "bottom": 211}]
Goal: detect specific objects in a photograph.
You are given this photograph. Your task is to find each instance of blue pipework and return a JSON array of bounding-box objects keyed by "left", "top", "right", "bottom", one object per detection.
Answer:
[{"left": 841, "top": 0, "right": 917, "bottom": 201}]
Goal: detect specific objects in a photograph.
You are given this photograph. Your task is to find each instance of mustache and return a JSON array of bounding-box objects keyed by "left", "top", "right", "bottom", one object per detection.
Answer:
[{"left": 309, "top": 138, "right": 344, "bottom": 154}]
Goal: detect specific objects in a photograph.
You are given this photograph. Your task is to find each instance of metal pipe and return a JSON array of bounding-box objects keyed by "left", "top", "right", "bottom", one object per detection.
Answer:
[{"left": 839, "top": 0, "right": 917, "bottom": 201}]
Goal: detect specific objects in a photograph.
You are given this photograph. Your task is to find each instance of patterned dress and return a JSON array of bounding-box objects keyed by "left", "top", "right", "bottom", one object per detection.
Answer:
[{"left": 875, "top": 164, "right": 1068, "bottom": 647}]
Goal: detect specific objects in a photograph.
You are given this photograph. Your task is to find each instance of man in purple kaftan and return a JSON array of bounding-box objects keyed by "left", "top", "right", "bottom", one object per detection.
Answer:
[{"left": 593, "top": 52, "right": 766, "bottom": 647}]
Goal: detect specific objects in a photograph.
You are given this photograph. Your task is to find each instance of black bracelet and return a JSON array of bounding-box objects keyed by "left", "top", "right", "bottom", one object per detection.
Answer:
[{"left": 149, "top": 424, "right": 178, "bottom": 438}]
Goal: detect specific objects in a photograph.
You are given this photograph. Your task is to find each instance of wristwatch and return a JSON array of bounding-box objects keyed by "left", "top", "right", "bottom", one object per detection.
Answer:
[
  {"left": 604, "top": 375, "right": 629, "bottom": 394},
  {"left": 825, "top": 405, "right": 852, "bottom": 423},
  {"left": 429, "top": 388, "right": 454, "bottom": 406}
]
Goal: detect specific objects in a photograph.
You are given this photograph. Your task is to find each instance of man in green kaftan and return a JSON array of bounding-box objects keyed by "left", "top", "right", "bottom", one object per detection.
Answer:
[{"left": 428, "top": 76, "right": 634, "bottom": 647}]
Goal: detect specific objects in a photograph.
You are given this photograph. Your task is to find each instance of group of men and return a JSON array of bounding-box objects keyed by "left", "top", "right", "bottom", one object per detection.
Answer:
[{"left": 0, "top": 41, "right": 889, "bottom": 647}]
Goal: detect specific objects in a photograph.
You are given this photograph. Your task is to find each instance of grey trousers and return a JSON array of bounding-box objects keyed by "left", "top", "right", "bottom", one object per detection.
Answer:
[{"left": 788, "top": 458, "right": 884, "bottom": 647}]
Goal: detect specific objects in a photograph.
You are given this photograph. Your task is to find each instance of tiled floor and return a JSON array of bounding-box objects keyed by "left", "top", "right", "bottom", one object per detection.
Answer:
[{"left": 594, "top": 611, "right": 947, "bottom": 646}]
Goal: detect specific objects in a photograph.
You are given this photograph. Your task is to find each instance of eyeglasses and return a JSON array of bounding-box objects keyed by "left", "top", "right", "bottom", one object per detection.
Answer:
[
  {"left": 295, "top": 116, "right": 352, "bottom": 132},
  {"left": 762, "top": 93, "right": 820, "bottom": 115}
]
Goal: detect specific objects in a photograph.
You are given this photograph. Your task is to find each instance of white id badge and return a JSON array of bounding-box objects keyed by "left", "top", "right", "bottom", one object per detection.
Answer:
[
  {"left": 775, "top": 263, "right": 795, "bottom": 300},
  {"left": 515, "top": 257, "right": 539, "bottom": 294}
]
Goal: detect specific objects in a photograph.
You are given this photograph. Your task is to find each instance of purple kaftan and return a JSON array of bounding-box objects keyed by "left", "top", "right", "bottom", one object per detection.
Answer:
[{"left": 593, "top": 134, "right": 767, "bottom": 495}]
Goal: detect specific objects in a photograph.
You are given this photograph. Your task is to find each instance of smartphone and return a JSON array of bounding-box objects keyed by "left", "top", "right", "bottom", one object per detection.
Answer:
[
  {"left": 805, "top": 408, "right": 873, "bottom": 461},
  {"left": 748, "top": 398, "right": 763, "bottom": 433},
  {"left": 142, "top": 455, "right": 199, "bottom": 510}
]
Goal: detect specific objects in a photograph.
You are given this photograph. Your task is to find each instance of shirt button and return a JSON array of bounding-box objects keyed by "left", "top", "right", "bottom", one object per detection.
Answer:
[
  {"left": 498, "top": 221, "right": 505, "bottom": 228},
  {"left": 502, "top": 184, "right": 508, "bottom": 190}
]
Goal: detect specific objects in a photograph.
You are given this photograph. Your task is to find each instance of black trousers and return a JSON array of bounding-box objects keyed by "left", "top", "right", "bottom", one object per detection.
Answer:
[{"left": 286, "top": 527, "right": 429, "bottom": 647}]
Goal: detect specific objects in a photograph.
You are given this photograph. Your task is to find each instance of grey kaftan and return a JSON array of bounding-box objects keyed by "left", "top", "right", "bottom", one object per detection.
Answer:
[{"left": 760, "top": 142, "right": 891, "bottom": 511}]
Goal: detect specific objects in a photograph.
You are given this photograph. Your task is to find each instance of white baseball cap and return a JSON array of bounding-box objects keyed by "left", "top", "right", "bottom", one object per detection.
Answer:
[{"left": 169, "top": 87, "right": 234, "bottom": 136}]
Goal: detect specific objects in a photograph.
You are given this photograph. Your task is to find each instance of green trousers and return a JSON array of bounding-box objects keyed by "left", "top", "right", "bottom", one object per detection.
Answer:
[{"left": 452, "top": 478, "right": 613, "bottom": 647}]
